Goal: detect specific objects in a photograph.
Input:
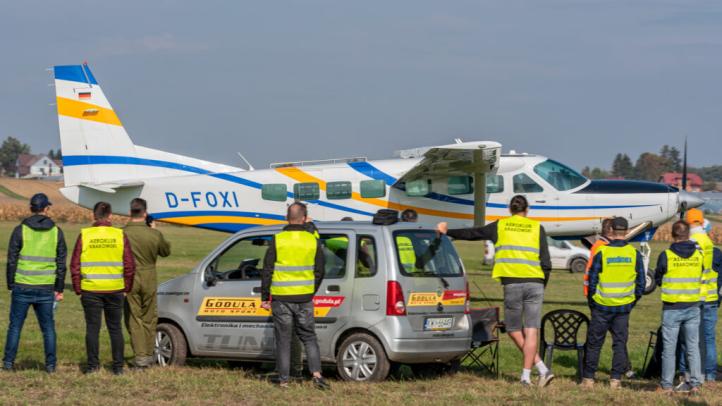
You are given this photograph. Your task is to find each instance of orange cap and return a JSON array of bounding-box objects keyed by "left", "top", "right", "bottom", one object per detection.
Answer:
[{"left": 685, "top": 208, "right": 704, "bottom": 225}]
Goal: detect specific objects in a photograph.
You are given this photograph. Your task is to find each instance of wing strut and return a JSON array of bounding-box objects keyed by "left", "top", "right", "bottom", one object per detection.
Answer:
[{"left": 472, "top": 149, "right": 486, "bottom": 227}]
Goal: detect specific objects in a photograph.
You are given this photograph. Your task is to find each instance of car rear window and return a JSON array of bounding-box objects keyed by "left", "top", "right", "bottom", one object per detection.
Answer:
[{"left": 392, "top": 230, "right": 464, "bottom": 277}]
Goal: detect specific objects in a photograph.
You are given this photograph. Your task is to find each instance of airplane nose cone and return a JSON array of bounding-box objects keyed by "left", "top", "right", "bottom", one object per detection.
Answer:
[{"left": 679, "top": 191, "right": 705, "bottom": 211}]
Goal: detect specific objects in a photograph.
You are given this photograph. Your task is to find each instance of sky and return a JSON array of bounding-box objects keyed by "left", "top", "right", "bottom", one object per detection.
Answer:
[{"left": 1, "top": 0, "right": 721, "bottom": 171}]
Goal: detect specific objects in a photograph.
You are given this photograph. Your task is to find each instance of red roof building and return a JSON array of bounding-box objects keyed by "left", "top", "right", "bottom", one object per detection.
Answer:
[{"left": 659, "top": 172, "right": 703, "bottom": 192}]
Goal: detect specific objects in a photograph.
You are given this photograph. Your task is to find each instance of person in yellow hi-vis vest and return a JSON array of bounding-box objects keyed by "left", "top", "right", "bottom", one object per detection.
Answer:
[
  {"left": 677, "top": 208, "right": 722, "bottom": 383},
  {"left": 437, "top": 195, "right": 554, "bottom": 387},
  {"left": 261, "top": 203, "right": 330, "bottom": 390},
  {"left": 71, "top": 202, "right": 135, "bottom": 375},
  {"left": 582, "top": 217, "right": 645, "bottom": 390},
  {"left": 3, "top": 193, "right": 67, "bottom": 373},
  {"left": 654, "top": 221, "right": 704, "bottom": 394}
]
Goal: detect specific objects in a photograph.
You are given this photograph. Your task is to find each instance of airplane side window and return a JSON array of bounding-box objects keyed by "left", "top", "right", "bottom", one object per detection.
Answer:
[
  {"left": 533, "top": 159, "right": 587, "bottom": 191},
  {"left": 405, "top": 179, "right": 430, "bottom": 197},
  {"left": 294, "top": 182, "right": 320, "bottom": 201},
  {"left": 448, "top": 175, "right": 504, "bottom": 195},
  {"left": 261, "top": 184, "right": 288, "bottom": 201},
  {"left": 513, "top": 173, "right": 543, "bottom": 193},
  {"left": 360, "top": 179, "right": 386, "bottom": 198},
  {"left": 327, "top": 181, "right": 352, "bottom": 200}
]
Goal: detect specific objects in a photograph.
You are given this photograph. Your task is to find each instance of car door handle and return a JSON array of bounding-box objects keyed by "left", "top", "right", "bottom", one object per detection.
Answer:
[
  {"left": 252, "top": 286, "right": 262, "bottom": 294},
  {"left": 535, "top": 200, "right": 546, "bottom": 203},
  {"left": 326, "top": 285, "right": 340, "bottom": 293}
]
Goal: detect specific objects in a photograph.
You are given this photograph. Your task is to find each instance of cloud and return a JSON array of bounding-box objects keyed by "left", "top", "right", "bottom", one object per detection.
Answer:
[{"left": 94, "top": 33, "right": 209, "bottom": 56}]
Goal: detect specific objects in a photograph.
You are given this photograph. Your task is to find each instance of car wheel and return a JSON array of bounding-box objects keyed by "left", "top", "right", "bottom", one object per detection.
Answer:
[
  {"left": 569, "top": 257, "right": 587, "bottom": 274},
  {"left": 336, "top": 332, "right": 390, "bottom": 382},
  {"left": 155, "top": 323, "right": 187, "bottom": 367}
]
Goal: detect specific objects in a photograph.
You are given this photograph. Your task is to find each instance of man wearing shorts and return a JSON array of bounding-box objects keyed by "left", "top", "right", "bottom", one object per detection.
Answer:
[{"left": 438, "top": 195, "right": 553, "bottom": 387}]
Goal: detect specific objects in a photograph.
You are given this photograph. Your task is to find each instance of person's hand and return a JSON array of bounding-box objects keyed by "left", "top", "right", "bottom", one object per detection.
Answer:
[
  {"left": 261, "top": 301, "right": 271, "bottom": 310},
  {"left": 436, "top": 222, "right": 449, "bottom": 235},
  {"left": 149, "top": 220, "right": 156, "bottom": 229},
  {"left": 54, "top": 292, "right": 64, "bottom": 302}
]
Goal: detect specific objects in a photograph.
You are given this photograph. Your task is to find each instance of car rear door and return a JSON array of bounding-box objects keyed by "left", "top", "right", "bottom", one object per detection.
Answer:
[{"left": 393, "top": 229, "right": 468, "bottom": 337}]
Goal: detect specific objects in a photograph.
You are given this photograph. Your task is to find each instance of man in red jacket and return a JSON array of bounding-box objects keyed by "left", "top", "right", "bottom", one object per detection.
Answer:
[{"left": 70, "top": 202, "right": 135, "bottom": 375}]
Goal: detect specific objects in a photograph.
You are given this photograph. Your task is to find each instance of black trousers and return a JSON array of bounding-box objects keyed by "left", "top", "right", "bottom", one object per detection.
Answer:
[
  {"left": 583, "top": 308, "right": 630, "bottom": 380},
  {"left": 81, "top": 292, "right": 125, "bottom": 370}
]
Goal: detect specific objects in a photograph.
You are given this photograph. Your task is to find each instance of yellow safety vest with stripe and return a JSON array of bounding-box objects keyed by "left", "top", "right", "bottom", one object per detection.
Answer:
[
  {"left": 15, "top": 225, "right": 58, "bottom": 286},
  {"left": 661, "top": 249, "right": 703, "bottom": 303},
  {"left": 592, "top": 245, "right": 637, "bottom": 307},
  {"left": 271, "top": 230, "right": 317, "bottom": 297},
  {"left": 80, "top": 226, "right": 125, "bottom": 292},
  {"left": 325, "top": 236, "right": 349, "bottom": 257},
  {"left": 492, "top": 215, "right": 544, "bottom": 281},
  {"left": 692, "top": 232, "right": 717, "bottom": 303},
  {"left": 396, "top": 235, "right": 417, "bottom": 273}
]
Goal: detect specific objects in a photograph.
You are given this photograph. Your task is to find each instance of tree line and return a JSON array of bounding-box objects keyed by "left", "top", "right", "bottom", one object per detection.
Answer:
[
  {"left": 582, "top": 145, "right": 722, "bottom": 190},
  {"left": 0, "top": 136, "right": 62, "bottom": 177}
]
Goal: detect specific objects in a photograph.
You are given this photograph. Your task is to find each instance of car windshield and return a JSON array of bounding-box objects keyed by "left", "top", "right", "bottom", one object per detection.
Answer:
[
  {"left": 393, "top": 230, "right": 463, "bottom": 277},
  {"left": 533, "top": 159, "right": 588, "bottom": 191}
]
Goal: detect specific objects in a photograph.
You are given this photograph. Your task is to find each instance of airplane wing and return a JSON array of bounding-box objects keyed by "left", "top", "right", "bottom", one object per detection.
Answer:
[{"left": 395, "top": 141, "right": 502, "bottom": 226}]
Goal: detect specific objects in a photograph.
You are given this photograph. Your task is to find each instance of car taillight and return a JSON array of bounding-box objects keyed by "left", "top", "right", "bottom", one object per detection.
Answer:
[
  {"left": 464, "top": 281, "right": 471, "bottom": 314},
  {"left": 386, "top": 281, "right": 406, "bottom": 316}
]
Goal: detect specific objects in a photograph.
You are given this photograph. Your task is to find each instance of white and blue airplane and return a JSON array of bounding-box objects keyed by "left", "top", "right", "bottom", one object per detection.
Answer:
[{"left": 53, "top": 63, "right": 702, "bottom": 250}]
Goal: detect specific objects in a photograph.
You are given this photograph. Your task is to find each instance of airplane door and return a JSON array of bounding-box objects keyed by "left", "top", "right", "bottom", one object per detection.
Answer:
[
  {"left": 191, "top": 233, "right": 275, "bottom": 358},
  {"left": 511, "top": 172, "right": 559, "bottom": 230}
]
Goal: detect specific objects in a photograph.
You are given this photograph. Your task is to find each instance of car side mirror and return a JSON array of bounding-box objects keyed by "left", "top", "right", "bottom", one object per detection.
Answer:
[{"left": 205, "top": 269, "right": 218, "bottom": 287}]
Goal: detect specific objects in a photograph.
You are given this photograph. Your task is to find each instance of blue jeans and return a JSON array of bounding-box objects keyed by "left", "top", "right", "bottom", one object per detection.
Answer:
[
  {"left": 3, "top": 288, "right": 56, "bottom": 368},
  {"left": 679, "top": 302, "right": 718, "bottom": 380},
  {"left": 662, "top": 306, "right": 702, "bottom": 389}
]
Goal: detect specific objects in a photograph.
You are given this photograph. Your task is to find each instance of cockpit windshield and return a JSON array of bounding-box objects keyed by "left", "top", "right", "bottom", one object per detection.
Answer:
[{"left": 533, "top": 159, "right": 588, "bottom": 191}]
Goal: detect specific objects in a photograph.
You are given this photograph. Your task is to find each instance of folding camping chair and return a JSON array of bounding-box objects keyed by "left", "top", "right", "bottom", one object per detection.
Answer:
[{"left": 461, "top": 307, "right": 503, "bottom": 378}]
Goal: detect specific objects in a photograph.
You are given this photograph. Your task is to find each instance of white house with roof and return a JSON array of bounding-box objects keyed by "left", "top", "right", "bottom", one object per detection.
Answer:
[{"left": 15, "top": 154, "right": 63, "bottom": 178}]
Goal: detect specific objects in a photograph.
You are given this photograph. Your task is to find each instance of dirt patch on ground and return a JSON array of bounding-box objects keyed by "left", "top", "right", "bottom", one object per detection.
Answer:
[{"left": 0, "top": 178, "right": 91, "bottom": 222}]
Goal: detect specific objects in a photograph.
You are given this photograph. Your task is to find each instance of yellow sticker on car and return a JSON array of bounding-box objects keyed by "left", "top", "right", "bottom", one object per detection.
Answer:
[
  {"left": 407, "top": 290, "right": 466, "bottom": 307},
  {"left": 197, "top": 296, "right": 345, "bottom": 317}
]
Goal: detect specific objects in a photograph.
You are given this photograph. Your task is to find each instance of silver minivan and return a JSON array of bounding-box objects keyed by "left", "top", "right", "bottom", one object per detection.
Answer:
[{"left": 155, "top": 221, "right": 471, "bottom": 381}]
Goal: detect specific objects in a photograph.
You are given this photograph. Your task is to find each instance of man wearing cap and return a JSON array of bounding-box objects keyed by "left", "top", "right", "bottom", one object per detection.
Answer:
[
  {"left": 676, "top": 208, "right": 722, "bottom": 384},
  {"left": 582, "top": 217, "right": 646, "bottom": 389},
  {"left": 3, "top": 193, "right": 67, "bottom": 373}
]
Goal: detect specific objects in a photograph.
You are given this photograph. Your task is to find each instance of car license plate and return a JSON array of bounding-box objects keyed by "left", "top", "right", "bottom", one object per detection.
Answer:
[{"left": 424, "top": 317, "right": 453, "bottom": 331}]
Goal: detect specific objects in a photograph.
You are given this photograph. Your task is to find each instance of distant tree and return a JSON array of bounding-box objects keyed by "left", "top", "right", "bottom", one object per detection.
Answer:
[
  {"left": 55, "top": 148, "right": 62, "bottom": 160},
  {"left": 581, "top": 166, "right": 591, "bottom": 178},
  {"left": 634, "top": 152, "right": 668, "bottom": 181},
  {"left": 589, "top": 167, "right": 610, "bottom": 179},
  {"left": 0, "top": 137, "right": 31, "bottom": 176},
  {"left": 660, "top": 145, "right": 682, "bottom": 172},
  {"left": 48, "top": 149, "right": 55, "bottom": 160},
  {"left": 611, "top": 153, "right": 634, "bottom": 179}
]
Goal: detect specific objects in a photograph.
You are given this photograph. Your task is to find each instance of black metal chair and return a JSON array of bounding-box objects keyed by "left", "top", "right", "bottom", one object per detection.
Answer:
[
  {"left": 540, "top": 309, "right": 589, "bottom": 381},
  {"left": 461, "top": 307, "right": 503, "bottom": 378}
]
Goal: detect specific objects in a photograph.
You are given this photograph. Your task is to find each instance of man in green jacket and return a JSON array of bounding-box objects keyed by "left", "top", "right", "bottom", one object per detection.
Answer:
[{"left": 124, "top": 198, "right": 171, "bottom": 368}]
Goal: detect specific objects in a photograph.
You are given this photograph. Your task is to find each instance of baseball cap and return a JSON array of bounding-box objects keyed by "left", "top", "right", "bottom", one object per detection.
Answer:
[
  {"left": 685, "top": 208, "right": 704, "bottom": 225},
  {"left": 611, "top": 217, "right": 628, "bottom": 231},
  {"left": 30, "top": 193, "right": 52, "bottom": 211}
]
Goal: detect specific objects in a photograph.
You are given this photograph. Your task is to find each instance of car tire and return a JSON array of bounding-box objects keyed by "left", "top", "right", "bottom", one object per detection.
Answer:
[
  {"left": 155, "top": 323, "right": 187, "bottom": 367},
  {"left": 336, "top": 332, "right": 390, "bottom": 382},
  {"left": 569, "top": 257, "right": 587, "bottom": 274}
]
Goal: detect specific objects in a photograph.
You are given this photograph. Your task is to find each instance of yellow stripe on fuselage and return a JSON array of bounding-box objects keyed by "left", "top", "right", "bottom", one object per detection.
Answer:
[
  {"left": 56, "top": 97, "right": 122, "bottom": 126},
  {"left": 275, "top": 167, "right": 598, "bottom": 222},
  {"left": 161, "top": 216, "right": 286, "bottom": 227}
]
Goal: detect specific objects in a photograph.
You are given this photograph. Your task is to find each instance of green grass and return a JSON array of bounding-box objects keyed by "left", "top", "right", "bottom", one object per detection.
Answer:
[{"left": 0, "top": 222, "right": 719, "bottom": 405}]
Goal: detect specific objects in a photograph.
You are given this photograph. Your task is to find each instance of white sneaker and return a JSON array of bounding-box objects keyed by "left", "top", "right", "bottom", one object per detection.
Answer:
[{"left": 538, "top": 372, "right": 555, "bottom": 388}]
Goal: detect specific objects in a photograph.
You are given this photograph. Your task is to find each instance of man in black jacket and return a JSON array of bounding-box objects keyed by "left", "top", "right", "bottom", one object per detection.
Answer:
[
  {"left": 3, "top": 193, "right": 67, "bottom": 372},
  {"left": 261, "top": 203, "right": 329, "bottom": 389}
]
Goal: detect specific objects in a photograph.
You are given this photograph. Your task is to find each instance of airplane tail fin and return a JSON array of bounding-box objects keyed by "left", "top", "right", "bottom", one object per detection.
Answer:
[
  {"left": 54, "top": 63, "right": 240, "bottom": 189},
  {"left": 54, "top": 64, "right": 138, "bottom": 186}
]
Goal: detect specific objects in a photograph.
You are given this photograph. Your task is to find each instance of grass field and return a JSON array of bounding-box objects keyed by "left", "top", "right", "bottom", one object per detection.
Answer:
[{"left": 0, "top": 221, "right": 720, "bottom": 405}]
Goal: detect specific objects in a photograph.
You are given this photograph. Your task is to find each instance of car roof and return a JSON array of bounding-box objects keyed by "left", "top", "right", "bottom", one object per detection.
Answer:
[{"left": 232, "top": 221, "right": 437, "bottom": 236}]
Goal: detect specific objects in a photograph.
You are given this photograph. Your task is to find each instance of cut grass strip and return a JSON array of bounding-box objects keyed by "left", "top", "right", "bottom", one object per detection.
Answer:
[{"left": 0, "top": 184, "right": 26, "bottom": 200}]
